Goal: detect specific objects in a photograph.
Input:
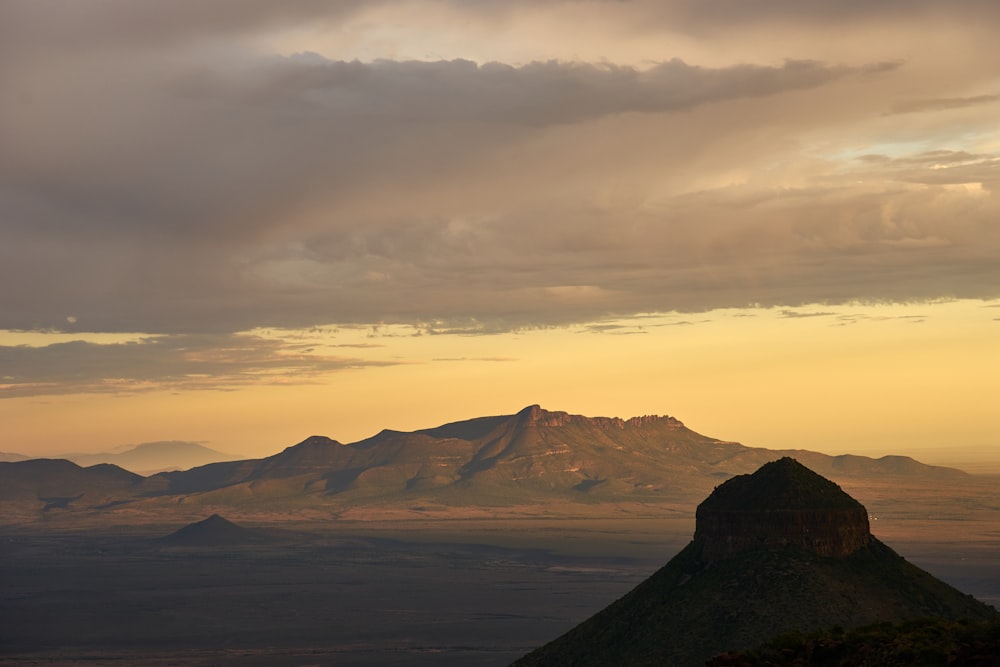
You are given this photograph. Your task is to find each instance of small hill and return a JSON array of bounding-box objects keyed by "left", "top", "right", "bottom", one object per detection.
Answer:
[
  {"left": 513, "top": 458, "right": 997, "bottom": 667},
  {"left": 0, "top": 459, "right": 143, "bottom": 510},
  {"left": 161, "top": 514, "right": 264, "bottom": 546},
  {"left": 65, "top": 441, "right": 243, "bottom": 474}
]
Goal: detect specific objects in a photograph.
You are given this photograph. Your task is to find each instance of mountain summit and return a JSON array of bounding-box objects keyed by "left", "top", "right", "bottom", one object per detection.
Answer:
[
  {"left": 695, "top": 457, "right": 871, "bottom": 561},
  {"left": 514, "top": 458, "right": 996, "bottom": 667}
]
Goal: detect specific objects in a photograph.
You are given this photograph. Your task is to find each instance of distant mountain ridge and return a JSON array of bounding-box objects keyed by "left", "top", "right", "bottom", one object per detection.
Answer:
[
  {"left": 63, "top": 441, "right": 242, "bottom": 474},
  {"left": 0, "top": 406, "right": 973, "bottom": 520}
]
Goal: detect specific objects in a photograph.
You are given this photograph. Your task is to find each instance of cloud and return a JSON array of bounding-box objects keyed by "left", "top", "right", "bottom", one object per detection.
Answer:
[
  {"left": 779, "top": 311, "right": 837, "bottom": 319},
  {"left": 1, "top": 0, "right": 999, "bottom": 342},
  {"left": 891, "top": 94, "right": 1000, "bottom": 115},
  {"left": 0, "top": 334, "right": 397, "bottom": 398}
]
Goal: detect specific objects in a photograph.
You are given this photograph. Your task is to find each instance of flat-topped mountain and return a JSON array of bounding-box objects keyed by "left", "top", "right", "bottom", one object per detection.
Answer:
[
  {"left": 513, "top": 458, "right": 997, "bottom": 667},
  {"left": 0, "top": 406, "right": 973, "bottom": 520},
  {"left": 695, "top": 457, "right": 871, "bottom": 560}
]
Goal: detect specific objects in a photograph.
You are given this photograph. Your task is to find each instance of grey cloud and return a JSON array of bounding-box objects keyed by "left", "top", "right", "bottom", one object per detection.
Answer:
[
  {"left": 247, "top": 56, "right": 865, "bottom": 125},
  {"left": 891, "top": 94, "right": 1000, "bottom": 114},
  {"left": 581, "top": 0, "right": 1000, "bottom": 31},
  {"left": 0, "top": 1, "right": 367, "bottom": 57},
  {"left": 0, "top": 335, "right": 396, "bottom": 398},
  {"left": 1, "top": 50, "right": 888, "bottom": 333},
  {"left": 779, "top": 311, "right": 836, "bottom": 318},
  {"left": 4, "top": 56, "right": 862, "bottom": 242},
  {"left": 2, "top": 1, "right": 999, "bottom": 339}
]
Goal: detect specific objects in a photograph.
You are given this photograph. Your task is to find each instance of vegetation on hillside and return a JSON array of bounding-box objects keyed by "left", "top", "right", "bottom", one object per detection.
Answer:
[{"left": 708, "top": 617, "right": 1000, "bottom": 666}]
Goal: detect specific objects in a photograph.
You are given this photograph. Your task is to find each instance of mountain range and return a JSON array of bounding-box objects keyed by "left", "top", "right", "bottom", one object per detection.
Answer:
[
  {"left": 0, "top": 405, "right": 974, "bottom": 523},
  {"left": 62, "top": 441, "right": 243, "bottom": 474},
  {"left": 0, "top": 442, "right": 240, "bottom": 474}
]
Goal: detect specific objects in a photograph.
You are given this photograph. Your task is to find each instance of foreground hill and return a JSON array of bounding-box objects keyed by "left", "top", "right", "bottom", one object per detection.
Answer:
[
  {"left": 708, "top": 617, "right": 1000, "bottom": 666},
  {"left": 514, "top": 459, "right": 997, "bottom": 667},
  {"left": 0, "top": 406, "right": 974, "bottom": 521}
]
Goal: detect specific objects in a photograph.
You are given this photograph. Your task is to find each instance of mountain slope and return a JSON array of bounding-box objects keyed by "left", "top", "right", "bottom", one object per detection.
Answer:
[
  {"left": 152, "top": 405, "right": 966, "bottom": 508},
  {"left": 0, "top": 459, "right": 143, "bottom": 512},
  {"left": 514, "top": 459, "right": 996, "bottom": 667}
]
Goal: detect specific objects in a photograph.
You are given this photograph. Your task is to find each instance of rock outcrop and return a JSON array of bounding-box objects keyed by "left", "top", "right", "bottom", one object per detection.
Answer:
[{"left": 694, "top": 457, "right": 871, "bottom": 561}]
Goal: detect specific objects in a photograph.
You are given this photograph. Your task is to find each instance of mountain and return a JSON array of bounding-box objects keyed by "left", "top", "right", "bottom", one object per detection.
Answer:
[
  {"left": 0, "top": 450, "right": 30, "bottom": 462},
  {"left": 64, "top": 441, "right": 243, "bottom": 474},
  {"left": 161, "top": 514, "right": 267, "bottom": 546},
  {"left": 0, "top": 406, "right": 975, "bottom": 521},
  {"left": 147, "top": 405, "right": 966, "bottom": 508},
  {"left": 513, "top": 458, "right": 997, "bottom": 667},
  {"left": 0, "top": 459, "right": 143, "bottom": 512}
]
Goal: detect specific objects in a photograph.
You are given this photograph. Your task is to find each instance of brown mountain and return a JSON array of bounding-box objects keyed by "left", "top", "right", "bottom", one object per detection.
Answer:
[
  {"left": 513, "top": 458, "right": 997, "bottom": 667},
  {"left": 139, "top": 406, "right": 966, "bottom": 513},
  {"left": 0, "top": 407, "right": 972, "bottom": 519},
  {"left": 0, "top": 458, "right": 143, "bottom": 512}
]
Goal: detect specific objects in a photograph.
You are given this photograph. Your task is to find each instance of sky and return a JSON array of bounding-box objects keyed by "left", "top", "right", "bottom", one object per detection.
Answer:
[{"left": 1, "top": 1, "right": 998, "bottom": 471}]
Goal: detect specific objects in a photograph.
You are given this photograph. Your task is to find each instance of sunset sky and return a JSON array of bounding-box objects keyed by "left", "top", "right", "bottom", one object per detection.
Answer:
[{"left": 2, "top": 1, "right": 998, "bottom": 471}]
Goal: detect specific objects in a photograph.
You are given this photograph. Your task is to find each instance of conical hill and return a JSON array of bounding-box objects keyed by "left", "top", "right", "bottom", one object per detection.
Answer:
[
  {"left": 513, "top": 458, "right": 997, "bottom": 667},
  {"left": 161, "top": 514, "right": 262, "bottom": 546}
]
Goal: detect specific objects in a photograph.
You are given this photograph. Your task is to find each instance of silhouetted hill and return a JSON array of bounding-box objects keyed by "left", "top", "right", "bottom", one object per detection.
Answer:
[
  {"left": 161, "top": 514, "right": 264, "bottom": 546},
  {"left": 513, "top": 459, "right": 996, "bottom": 667},
  {"left": 64, "top": 441, "right": 243, "bottom": 473}
]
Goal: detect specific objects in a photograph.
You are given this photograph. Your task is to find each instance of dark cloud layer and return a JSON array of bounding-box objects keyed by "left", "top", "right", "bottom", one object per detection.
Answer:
[
  {"left": 0, "top": 334, "right": 395, "bottom": 398},
  {"left": 2, "top": 0, "right": 998, "bottom": 339}
]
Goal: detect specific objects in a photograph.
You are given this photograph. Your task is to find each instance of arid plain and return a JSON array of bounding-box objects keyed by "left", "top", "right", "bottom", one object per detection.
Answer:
[{"left": 2, "top": 472, "right": 998, "bottom": 667}]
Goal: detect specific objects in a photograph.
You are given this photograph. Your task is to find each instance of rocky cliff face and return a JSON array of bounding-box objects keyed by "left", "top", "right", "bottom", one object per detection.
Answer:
[
  {"left": 694, "top": 457, "right": 871, "bottom": 561},
  {"left": 696, "top": 506, "right": 871, "bottom": 560}
]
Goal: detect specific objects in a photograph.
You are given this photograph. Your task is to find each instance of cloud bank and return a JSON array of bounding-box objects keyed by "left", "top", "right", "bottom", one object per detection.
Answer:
[{"left": 2, "top": 0, "right": 998, "bottom": 341}]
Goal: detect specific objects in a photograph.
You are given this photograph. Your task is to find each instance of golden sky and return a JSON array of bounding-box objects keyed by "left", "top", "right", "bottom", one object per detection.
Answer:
[{"left": 2, "top": 2, "right": 998, "bottom": 470}]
